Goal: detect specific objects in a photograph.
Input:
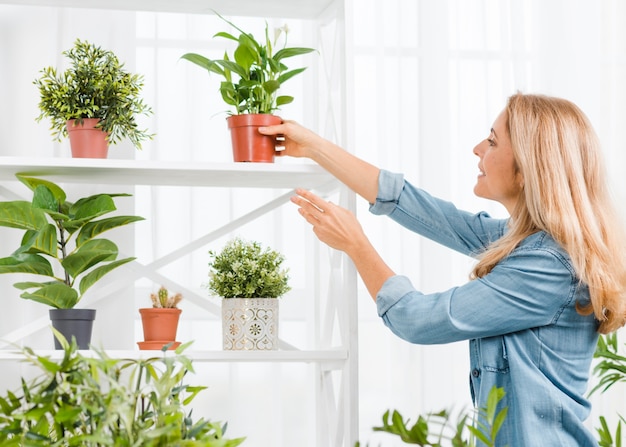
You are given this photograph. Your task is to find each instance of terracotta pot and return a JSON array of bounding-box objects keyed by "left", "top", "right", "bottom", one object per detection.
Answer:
[
  {"left": 227, "top": 114, "right": 281, "bottom": 163},
  {"left": 138, "top": 308, "right": 182, "bottom": 351},
  {"left": 66, "top": 118, "right": 109, "bottom": 158},
  {"left": 49, "top": 308, "right": 96, "bottom": 350},
  {"left": 222, "top": 298, "right": 279, "bottom": 350}
]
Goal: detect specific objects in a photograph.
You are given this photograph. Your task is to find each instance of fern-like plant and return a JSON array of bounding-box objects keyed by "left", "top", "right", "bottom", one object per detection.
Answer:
[{"left": 34, "top": 38, "right": 153, "bottom": 149}]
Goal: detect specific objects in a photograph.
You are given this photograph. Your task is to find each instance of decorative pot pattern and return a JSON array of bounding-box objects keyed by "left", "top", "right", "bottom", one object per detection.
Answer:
[{"left": 222, "top": 298, "right": 279, "bottom": 350}]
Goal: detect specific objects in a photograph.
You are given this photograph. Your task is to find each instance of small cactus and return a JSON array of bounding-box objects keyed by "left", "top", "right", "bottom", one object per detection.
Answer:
[{"left": 150, "top": 286, "right": 183, "bottom": 309}]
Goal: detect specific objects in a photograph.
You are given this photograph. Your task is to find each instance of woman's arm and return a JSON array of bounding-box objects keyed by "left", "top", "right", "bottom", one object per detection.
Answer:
[{"left": 259, "top": 120, "right": 380, "bottom": 204}]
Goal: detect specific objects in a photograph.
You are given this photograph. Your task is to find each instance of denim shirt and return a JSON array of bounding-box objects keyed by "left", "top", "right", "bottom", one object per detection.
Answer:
[{"left": 371, "top": 170, "right": 599, "bottom": 447}]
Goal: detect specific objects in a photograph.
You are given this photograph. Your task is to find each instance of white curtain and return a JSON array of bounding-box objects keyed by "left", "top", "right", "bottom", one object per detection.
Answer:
[{"left": 1, "top": 1, "right": 625, "bottom": 446}]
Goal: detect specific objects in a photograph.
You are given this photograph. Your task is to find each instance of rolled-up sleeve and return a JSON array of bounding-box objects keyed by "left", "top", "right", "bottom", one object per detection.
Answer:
[
  {"left": 370, "top": 170, "right": 507, "bottom": 256},
  {"left": 376, "top": 242, "right": 577, "bottom": 345},
  {"left": 369, "top": 170, "right": 405, "bottom": 215}
]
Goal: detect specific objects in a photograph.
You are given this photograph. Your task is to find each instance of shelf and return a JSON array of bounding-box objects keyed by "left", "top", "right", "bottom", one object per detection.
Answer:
[
  {"left": 0, "top": 349, "right": 348, "bottom": 364},
  {"left": 0, "top": 157, "right": 338, "bottom": 190},
  {"left": 0, "top": 0, "right": 337, "bottom": 19}
]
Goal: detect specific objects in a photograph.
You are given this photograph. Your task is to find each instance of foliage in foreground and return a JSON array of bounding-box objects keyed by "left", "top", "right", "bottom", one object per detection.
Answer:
[
  {"left": 592, "top": 333, "right": 626, "bottom": 447},
  {"left": 358, "top": 333, "right": 626, "bottom": 446},
  {"left": 356, "top": 386, "right": 507, "bottom": 447},
  {"left": 0, "top": 333, "right": 245, "bottom": 446}
]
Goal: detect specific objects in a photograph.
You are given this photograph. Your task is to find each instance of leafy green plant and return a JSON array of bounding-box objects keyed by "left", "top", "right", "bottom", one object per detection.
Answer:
[
  {"left": 0, "top": 175, "right": 144, "bottom": 309},
  {"left": 591, "top": 333, "right": 626, "bottom": 446},
  {"left": 181, "top": 12, "right": 315, "bottom": 115},
  {"left": 357, "top": 386, "right": 507, "bottom": 447},
  {"left": 34, "top": 38, "right": 153, "bottom": 149},
  {"left": 0, "top": 333, "right": 245, "bottom": 446},
  {"left": 207, "top": 237, "right": 290, "bottom": 298},
  {"left": 151, "top": 285, "right": 183, "bottom": 308}
]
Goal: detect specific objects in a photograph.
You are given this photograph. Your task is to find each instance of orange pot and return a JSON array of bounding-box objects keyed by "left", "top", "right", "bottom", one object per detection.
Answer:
[
  {"left": 227, "top": 114, "right": 281, "bottom": 162},
  {"left": 66, "top": 118, "right": 109, "bottom": 158},
  {"left": 138, "top": 308, "right": 182, "bottom": 350}
]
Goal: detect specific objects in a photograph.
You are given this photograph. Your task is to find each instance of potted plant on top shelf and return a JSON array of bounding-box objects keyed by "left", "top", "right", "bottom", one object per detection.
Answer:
[
  {"left": 138, "top": 285, "right": 184, "bottom": 351},
  {"left": 181, "top": 12, "right": 316, "bottom": 163},
  {"left": 0, "top": 174, "right": 144, "bottom": 349},
  {"left": 34, "top": 38, "right": 154, "bottom": 158},
  {"left": 207, "top": 237, "right": 291, "bottom": 350}
]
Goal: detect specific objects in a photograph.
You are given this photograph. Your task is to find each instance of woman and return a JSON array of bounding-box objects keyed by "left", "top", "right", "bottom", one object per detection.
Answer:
[{"left": 259, "top": 93, "right": 626, "bottom": 446}]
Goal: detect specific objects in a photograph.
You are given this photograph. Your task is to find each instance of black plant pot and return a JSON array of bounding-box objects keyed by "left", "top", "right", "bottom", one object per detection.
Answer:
[{"left": 49, "top": 309, "right": 96, "bottom": 350}]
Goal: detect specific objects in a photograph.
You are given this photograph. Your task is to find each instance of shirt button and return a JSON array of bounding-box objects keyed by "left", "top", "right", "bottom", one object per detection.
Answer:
[{"left": 472, "top": 369, "right": 480, "bottom": 378}]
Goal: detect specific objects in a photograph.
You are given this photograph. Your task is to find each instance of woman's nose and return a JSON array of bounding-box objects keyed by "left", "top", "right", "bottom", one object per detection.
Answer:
[{"left": 473, "top": 141, "right": 483, "bottom": 156}]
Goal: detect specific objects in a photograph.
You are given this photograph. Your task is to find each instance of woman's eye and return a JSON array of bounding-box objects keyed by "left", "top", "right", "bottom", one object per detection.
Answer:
[{"left": 487, "top": 138, "right": 495, "bottom": 147}]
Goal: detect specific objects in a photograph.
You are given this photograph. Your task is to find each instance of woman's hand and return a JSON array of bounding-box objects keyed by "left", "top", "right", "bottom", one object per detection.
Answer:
[
  {"left": 291, "top": 188, "right": 366, "bottom": 254},
  {"left": 258, "top": 119, "right": 323, "bottom": 159},
  {"left": 291, "top": 188, "right": 395, "bottom": 301}
]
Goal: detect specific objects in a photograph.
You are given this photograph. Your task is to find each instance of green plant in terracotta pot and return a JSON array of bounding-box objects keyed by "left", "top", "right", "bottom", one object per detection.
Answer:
[
  {"left": 34, "top": 38, "right": 154, "bottom": 158},
  {"left": 207, "top": 237, "right": 290, "bottom": 350},
  {"left": 181, "top": 12, "right": 315, "bottom": 162},
  {"left": 138, "top": 285, "right": 184, "bottom": 351},
  {"left": 0, "top": 174, "right": 144, "bottom": 349}
]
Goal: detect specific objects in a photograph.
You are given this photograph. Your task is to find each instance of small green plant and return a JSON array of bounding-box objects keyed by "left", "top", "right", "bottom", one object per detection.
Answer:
[
  {"left": 181, "top": 12, "right": 315, "bottom": 115},
  {"left": 0, "top": 333, "right": 246, "bottom": 446},
  {"left": 357, "top": 386, "right": 507, "bottom": 447},
  {"left": 34, "top": 38, "right": 153, "bottom": 149},
  {"left": 151, "top": 285, "right": 183, "bottom": 308},
  {"left": 207, "top": 237, "right": 290, "bottom": 298},
  {"left": 0, "top": 175, "right": 144, "bottom": 309}
]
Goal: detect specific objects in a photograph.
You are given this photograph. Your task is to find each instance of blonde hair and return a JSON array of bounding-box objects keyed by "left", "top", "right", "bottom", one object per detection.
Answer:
[{"left": 472, "top": 93, "right": 626, "bottom": 333}]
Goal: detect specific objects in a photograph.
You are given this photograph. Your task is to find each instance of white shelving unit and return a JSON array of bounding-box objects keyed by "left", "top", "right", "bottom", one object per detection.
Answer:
[
  {"left": 0, "top": 154, "right": 358, "bottom": 446},
  {"left": 0, "top": 1, "right": 356, "bottom": 445}
]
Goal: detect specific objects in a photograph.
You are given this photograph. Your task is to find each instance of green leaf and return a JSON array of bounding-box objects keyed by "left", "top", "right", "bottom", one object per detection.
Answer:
[
  {"left": 218, "top": 60, "right": 249, "bottom": 80},
  {"left": 275, "top": 95, "right": 294, "bottom": 107},
  {"left": 62, "top": 239, "right": 119, "bottom": 278},
  {"left": 17, "top": 175, "right": 67, "bottom": 203},
  {"left": 0, "top": 253, "right": 54, "bottom": 276},
  {"left": 70, "top": 194, "right": 117, "bottom": 221},
  {"left": 19, "top": 282, "right": 78, "bottom": 308},
  {"left": 273, "top": 47, "right": 315, "bottom": 61},
  {"left": 180, "top": 53, "right": 226, "bottom": 77},
  {"left": 0, "top": 201, "right": 49, "bottom": 230},
  {"left": 78, "top": 256, "right": 135, "bottom": 295},
  {"left": 234, "top": 40, "right": 257, "bottom": 72},
  {"left": 277, "top": 67, "right": 307, "bottom": 85},
  {"left": 76, "top": 215, "right": 144, "bottom": 246},
  {"left": 20, "top": 224, "right": 58, "bottom": 257},
  {"left": 213, "top": 31, "right": 239, "bottom": 42},
  {"left": 32, "top": 184, "right": 60, "bottom": 214}
]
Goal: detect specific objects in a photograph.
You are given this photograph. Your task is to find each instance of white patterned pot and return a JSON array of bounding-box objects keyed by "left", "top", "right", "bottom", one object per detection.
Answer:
[{"left": 221, "top": 298, "right": 279, "bottom": 350}]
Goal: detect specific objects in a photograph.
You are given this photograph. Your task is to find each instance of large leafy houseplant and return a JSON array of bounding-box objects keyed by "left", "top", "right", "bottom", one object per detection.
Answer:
[
  {"left": 34, "top": 38, "right": 153, "bottom": 151},
  {"left": 0, "top": 175, "right": 144, "bottom": 309},
  {"left": 0, "top": 335, "right": 246, "bottom": 446}
]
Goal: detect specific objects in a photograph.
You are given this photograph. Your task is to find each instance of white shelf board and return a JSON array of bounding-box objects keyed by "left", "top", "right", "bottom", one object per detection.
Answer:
[
  {"left": 0, "top": 157, "right": 338, "bottom": 190},
  {"left": 0, "top": 0, "right": 337, "bottom": 19},
  {"left": 0, "top": 349, "right": 348, "bottom": 364}
]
